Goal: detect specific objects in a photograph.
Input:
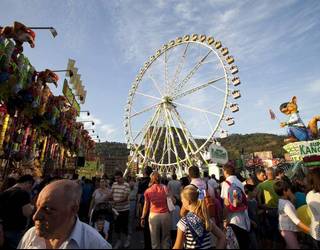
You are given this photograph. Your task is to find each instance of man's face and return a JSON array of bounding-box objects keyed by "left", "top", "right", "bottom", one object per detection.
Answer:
[
  {"left": 115, "top": 175, "right": 123, "bottom": 184},
  {"left": 33, "top": 189, "right": 74, "bottom": 239},
  {"left": 223, "top": 170, "right": 228, "bottom": 178},
  {"left": 257, "top": 172, "right": 267, "bottom": 182}
]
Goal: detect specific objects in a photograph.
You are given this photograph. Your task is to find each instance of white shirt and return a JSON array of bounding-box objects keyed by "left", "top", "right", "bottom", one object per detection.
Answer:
[
  {"left": 306, "top": 190, "right": 320, "bottom": 240},
  {"left": 221, "top": 175, "right": 251, "bottom": 232},
  {"left": 92, "top": 188, "right": 110, "bottom": 205},
  {"left": 208, "top": 178, "right": 219, "bottom": 190},
  {"left": 288, "top": 113, "right": 306, "bottom": 127},
  {"left": 278, "top": 199, "right": 300, "bottom": 232},
  {"left": 191, "top": 178, "right": 215, "bottom": 198},
  {"left": 167, "top": 180, "right": 182, "bottom": 199},
  {"left": 18, "top": 218, "right": 112, "bottom": 249}
]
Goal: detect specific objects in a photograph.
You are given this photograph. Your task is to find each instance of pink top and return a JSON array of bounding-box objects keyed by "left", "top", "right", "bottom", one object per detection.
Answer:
[{"left": 144, "top": 184, "right": 169, "bottom": 213}]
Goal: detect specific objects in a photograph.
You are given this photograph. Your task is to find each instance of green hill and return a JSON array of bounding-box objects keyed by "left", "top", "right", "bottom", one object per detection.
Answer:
[
  {"left": 217, "top": 133, "right": 286, "bottom": 159},
  {"left": 95, "top": 141, "right": 130, "bottom": 157},
  {"left": 95, "top": 133, "right": 286, "bottom": 160}
]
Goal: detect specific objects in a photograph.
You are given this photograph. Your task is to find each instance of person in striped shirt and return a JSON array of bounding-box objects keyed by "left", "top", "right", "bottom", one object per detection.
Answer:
[
  {"left": 173, "top": 185, "right": 226, "bottom": 249},
  {"left": 111, "top": 170, "right": 130, "bottom": 249}
]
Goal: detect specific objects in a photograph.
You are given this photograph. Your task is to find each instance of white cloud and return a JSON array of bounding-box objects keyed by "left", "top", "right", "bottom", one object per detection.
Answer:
[
  {"left": 100, "top": 124, "right": 116, "bottom": 136},
  {"left": 77, "top": 113, "right": 119, "bottom": 141},
  {"left": 108, "top": 0, "right": 314, "bottom": 68},
  {"left": 308, "top": 79, "right": 320, "bottom": 93}
]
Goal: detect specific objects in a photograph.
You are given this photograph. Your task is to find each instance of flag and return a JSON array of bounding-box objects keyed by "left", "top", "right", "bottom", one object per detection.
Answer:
[{"left": 269, "top": 109, "right": 276, "bottom": 120}]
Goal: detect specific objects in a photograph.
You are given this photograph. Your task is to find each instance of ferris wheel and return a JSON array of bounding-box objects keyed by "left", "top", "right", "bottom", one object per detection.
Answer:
[{"left": 124, "top": 34, "right": 241, "bottom": 175}]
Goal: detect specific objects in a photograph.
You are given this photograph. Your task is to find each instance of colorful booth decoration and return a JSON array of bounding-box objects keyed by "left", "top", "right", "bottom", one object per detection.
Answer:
[{"left": 0, "top": 21, "right": 95, "bottom": 172}]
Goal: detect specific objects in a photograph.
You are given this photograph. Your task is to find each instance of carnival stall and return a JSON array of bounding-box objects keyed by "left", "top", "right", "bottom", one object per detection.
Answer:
[{"left": 0, "top": 21, "right": 95, "bottom": 180}]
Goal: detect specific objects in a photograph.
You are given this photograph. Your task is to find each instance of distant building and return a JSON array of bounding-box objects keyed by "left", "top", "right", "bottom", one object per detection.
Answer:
[
  {"left": 253, "top": 151, "right": 273, "bottom": 160},
  {"left": 101, "top": 156, "right": 128, "bottom": 176}
]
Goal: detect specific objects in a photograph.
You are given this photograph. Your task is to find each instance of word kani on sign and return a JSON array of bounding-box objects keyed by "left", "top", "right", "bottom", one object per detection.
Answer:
[
  {"left": 299, "top": 141, "right": 320, "bottom": 155},
  {"left": 284, "top": 139, "right": 320, "bottom": 162}
]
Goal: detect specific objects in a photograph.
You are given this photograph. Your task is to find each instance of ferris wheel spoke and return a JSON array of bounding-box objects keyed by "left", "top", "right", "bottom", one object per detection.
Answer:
[
  {"left": 205, "top": 113, "right": 214, "bottom": 132},
  {"left": 172, "top": 108, "right": 202, "bottom": 153},
  {"left": 147, "top": 74, "right": 164, "bottom": 97},
  {"left": 142, "top": 109, "right": 163, "bottom": 164},
  {"left": 130, "top": 102, "right": 161, "bottom": 118},
  {"left": 135, "top": 91, "right": 163, "bottom": 102},
  {"left": 209, "top": 84, "right": 226, "bottom": 94},
  {"left": 173, "top": 50, "right": 212, "bottom": 98},
  {"left": 202, "top": 59, "right": 219, "bottom": 65},
  {"left": 151, "top": 124, "right": 165, "bottom": 161},
  {"left": 148, "top": 122, "right": 163, "bottom": 162},
  {"left": 163, "top": 105, "right": 182, "bottom": 166},
  {"left": 169, "top": 109, "right": 195, "bottom": 154},
  {"left": 161, "top": 127, "right": 169, "bottom": 165},
  {"left": 173, "top": 76, "right": 225, "bottom": 100},
  {"left": 166, "top": 108, "right": 193, "bottom": 164},
  {"left": 133, "top": 106, "right": 160, "bottom": 143},
  {"left": 172, "top": 101, "right": 220, "bottom": 117},
  {"left": 171, "top": 43, "right": 189, "bottom": 95}
]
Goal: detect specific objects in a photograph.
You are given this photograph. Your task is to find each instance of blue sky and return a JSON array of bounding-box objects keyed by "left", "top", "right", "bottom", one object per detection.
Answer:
[{"left": 1, "top": 0, "right": 319, "bottom": 143}]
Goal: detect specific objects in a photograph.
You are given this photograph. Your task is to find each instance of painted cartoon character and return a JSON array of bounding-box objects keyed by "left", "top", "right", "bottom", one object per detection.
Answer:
[{"left": 280, "top": 96, "right": 320, "bottom": 143}]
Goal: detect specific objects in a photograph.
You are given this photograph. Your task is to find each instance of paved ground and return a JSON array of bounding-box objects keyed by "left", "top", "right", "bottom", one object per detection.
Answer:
[{"left": 110, "top": 219, "right": 144, "bottom": 249}]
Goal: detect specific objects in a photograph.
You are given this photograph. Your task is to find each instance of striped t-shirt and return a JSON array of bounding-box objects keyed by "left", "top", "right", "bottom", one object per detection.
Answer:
[
  {"left": 111, "top": 182, "right": 130, "bottom": 212},
  {"left": 177, "top": 216, "right": 213, "bottom": 249}
]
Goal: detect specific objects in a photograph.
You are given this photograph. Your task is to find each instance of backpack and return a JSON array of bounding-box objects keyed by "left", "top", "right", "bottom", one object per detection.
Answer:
[
  {"left": 203, "top": 183, "right": 216, "bottom": 218},
  {"left": 191, "top": 183, "right": 216, "bottom": 219},
  {"left": 225, "top": 180, "right": 247, "bottom": 212}
]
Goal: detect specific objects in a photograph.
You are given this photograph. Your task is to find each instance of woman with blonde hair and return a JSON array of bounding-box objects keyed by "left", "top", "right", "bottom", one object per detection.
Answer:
[
  {"left": 173, "top": 185, "right": 226, "bottom": 249},
  {"left": 141, "top": 172, "right": 171, "bottom": 249}
]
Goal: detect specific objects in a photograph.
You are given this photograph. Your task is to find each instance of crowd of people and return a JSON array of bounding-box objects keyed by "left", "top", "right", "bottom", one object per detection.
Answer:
[{"left": 0, "top": 157, "right": 319, "bottom": 249}]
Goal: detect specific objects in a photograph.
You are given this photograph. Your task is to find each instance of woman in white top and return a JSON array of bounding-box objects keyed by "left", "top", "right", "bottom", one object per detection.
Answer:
[
  {"left": 89, "top": 179, "right": 112, "bottom": 221},
  {"left": 274, "top": 180, "right": 310, "bottom": 249},
  {"left": 306, "top": 167, "right": 320, "bottom": 249}
]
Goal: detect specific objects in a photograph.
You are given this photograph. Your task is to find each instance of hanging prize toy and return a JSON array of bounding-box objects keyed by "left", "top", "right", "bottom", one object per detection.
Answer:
[
  {"left": 40, "top": 136, "right": 47, "bottom": 162},
  {"left": 0, "top": 113, "right": 10, "bottom": 149},
  {"left": 20, "top": 125, "right": 30, "bottom": 154}
]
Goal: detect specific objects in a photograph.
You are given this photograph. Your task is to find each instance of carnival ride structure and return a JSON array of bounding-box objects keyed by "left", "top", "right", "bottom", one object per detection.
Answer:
[{"left": 124, "top": 34, "right": 242, "bottom": 176}]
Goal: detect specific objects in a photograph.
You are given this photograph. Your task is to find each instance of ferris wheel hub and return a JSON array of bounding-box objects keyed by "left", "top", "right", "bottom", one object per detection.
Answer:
[{"left": 162, "top": 96, "right": 173, "bottom": 104}]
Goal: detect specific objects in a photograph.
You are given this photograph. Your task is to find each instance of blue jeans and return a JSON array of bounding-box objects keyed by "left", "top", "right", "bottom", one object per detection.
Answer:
[{"left": 287, "top": 126, "right": 310, "bottom": 141}]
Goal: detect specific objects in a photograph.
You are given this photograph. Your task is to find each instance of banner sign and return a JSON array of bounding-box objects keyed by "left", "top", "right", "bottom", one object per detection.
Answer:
[
  {"left": 63, "top": 79, "right": 80, "bottom": 115},
  {"left": 283, "top": 139, "right": 320, "bottom": 162},
  {"left": 208, "top": 144, "right": 228, "bottom": 165}
]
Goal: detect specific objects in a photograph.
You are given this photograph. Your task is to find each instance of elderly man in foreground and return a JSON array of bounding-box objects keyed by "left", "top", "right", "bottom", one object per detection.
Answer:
[{"left": 18, "top": 179, "right": 112, "bottom": 249}]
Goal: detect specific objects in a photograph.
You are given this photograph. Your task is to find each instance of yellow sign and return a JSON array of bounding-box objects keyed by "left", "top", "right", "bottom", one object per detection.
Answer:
[
  {"left": 283, "top": 139, "right": 320, "bottom": 162},
  {"left": 63, "top": 79, "right": 80, "bottom": 115}
]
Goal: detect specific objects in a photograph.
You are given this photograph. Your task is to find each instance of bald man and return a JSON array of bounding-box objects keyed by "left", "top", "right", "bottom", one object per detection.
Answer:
[{"left": 18, "top": 180, "right": 111, "bottom": 249}]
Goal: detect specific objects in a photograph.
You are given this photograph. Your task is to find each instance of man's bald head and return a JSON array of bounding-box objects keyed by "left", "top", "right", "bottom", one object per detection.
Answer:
[
  {"left": 40, "top": 179, "right": 82, "bottom": 207},
  {"left": 33, "top": 180, "right": 82, "bottom": 239}
]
